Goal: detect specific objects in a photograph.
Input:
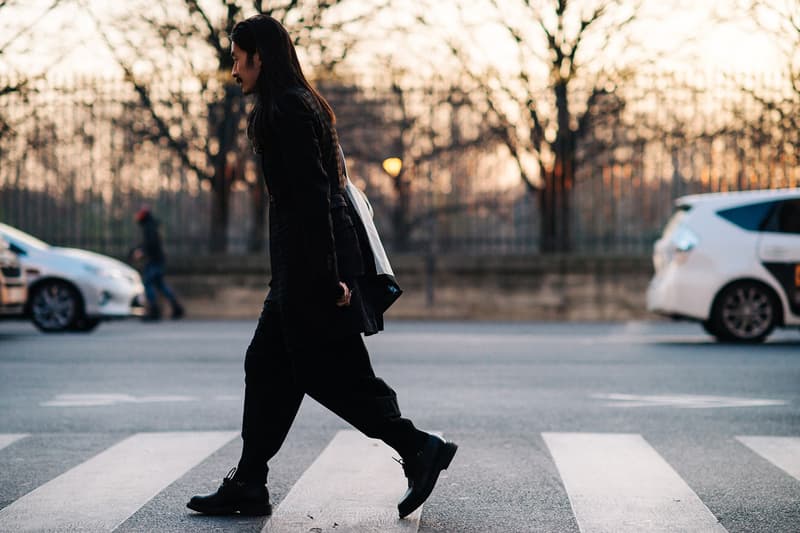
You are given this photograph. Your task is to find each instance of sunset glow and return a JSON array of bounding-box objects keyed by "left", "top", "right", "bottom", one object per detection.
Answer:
[{"left": 0, "top": 0, "right": 789, "bottom": 79}]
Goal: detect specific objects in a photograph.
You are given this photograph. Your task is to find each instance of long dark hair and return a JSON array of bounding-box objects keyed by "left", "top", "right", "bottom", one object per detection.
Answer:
[{"left": 230, "top": 14, "right": 335, "bottom": 153}]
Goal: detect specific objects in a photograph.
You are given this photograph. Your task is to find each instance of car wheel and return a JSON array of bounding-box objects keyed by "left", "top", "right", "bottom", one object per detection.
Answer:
[
  {"left": 30, "top": 280, "right": 81, "bottom": 332},
  {"left": 709, "top": 281, "right": 778, "bottom": 343},
  {"left": 71, "top": 317, "right": 101, "bottom": 332}
]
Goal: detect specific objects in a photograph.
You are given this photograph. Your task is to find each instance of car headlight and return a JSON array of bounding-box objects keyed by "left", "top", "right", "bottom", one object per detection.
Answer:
[{"left": 83, "top": 264, "right": 127, "bottom": 280}]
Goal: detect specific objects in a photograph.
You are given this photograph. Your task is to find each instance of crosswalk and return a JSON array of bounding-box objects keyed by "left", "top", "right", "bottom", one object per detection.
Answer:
[
  {"left": 0, "top": 431, "right": 798, "bottom": 532},
  {"left": 0, "top": 432, "right": 236, "bottom": 532},
  {"left": 543, "top": 433, "right": 726, "bottom": 533}
]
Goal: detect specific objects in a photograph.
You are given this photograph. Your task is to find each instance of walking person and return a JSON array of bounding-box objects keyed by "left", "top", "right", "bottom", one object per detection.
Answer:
[
  {"left": 133, "top": 206, "right": 184, "bottom": 321},
  {"left": 187, "top": 14, "right": 456, "bottom": 519}
]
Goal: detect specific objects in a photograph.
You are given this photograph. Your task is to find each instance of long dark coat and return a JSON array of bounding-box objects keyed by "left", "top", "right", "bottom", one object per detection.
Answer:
[
  {"left": 138, "top": 214, "right": 165, "bottom": 264},
  {"left": 259, "top": 87, "right": 382, "bottom": 351}
]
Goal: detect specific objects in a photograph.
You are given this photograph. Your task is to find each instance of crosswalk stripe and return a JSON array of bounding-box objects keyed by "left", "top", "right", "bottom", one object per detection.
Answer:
[
  {"left": 736, "top": 436, "right": 800, "bottom": 482},
  {"left": 0, "top": 433, "right": 28, "bottom": 451},
  {"left": 0, "top": 431, "right": 236, "bottom": 532},
  {"left": 263, "top": 430, "right": 421, "bottom": 533},
  {"left": 543, "top": 432, "right": 727, "bottom": 533}
]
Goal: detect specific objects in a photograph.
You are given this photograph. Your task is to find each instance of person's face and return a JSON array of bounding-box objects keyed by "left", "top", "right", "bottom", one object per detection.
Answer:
[{"left": 231, "top": 42, "right": 261, "bottom": 95}]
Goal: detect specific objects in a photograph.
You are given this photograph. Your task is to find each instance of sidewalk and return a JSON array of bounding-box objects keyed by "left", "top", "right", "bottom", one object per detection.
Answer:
[{"left": 164, "top": 254, "right": 654, "bottom": 321}]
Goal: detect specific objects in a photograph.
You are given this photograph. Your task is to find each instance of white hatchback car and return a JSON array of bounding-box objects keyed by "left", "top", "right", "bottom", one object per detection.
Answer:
[
  {"left": 0, "top": 223, "right": 146, "bottom": 332},
  {"left": 647, "top": 188, "right": 800, "bottom": 343}
]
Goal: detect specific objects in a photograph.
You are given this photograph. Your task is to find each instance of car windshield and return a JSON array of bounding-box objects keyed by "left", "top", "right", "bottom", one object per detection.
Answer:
[{"left": 0, "top": 224, "right": 50, "bottom": 251}]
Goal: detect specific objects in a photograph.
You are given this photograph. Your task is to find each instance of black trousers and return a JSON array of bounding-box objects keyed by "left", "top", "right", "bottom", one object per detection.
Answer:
[{"left": 236, "top": 301, "right": 428, "bottom": 483}]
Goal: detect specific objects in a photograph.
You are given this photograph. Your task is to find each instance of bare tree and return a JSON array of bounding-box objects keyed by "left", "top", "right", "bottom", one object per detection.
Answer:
[
  {"left": 446, "top": 0, "right": 657, "bottom": 252},
  {"left": 736, "top": 1, "right": 800, "bottom": 169},
  {"left": 746, "top": 1, "right": 799, "bottom": 91},
  {"left": 0, "top": 0, "right": 77, "bottom": 145},
  {"left": 328, "top": 67, "right": 501, "bottom": 251},
  {"left": 82, "top": 0, "right": 383, "bottom": 252}
]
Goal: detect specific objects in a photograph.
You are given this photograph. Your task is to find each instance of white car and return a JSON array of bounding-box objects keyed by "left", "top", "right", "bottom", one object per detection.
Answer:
[
  {"left": 0, "top": 223, "right": 146, "bottom": 332},
  {"left": 647, "top": 188, "right": 800, "bottom": 343}
]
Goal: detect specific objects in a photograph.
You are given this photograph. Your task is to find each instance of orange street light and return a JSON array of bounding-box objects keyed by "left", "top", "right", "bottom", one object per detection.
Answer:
[{"left": 382, "top": 157, "right": 403, "bottom": 178}]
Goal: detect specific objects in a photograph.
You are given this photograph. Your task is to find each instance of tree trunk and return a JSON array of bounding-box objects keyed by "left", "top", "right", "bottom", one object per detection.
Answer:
[
  {"left": 538, "top": 170, "right": 556, "bottom": 253},
  {"left": 392, "top": 171, "right": 411, "bottom": 251},
  {"left": 248, "top": 180, "right": 267, "bottom": 253},
  {"left": 539, "top": 81, "right": 575, "bottom": 253},
  {"left": 208, "top": 84, "right": 239, "bottom": 253},
  {"left": 210, "top": 178, "right": 229, "bottom": 253}
]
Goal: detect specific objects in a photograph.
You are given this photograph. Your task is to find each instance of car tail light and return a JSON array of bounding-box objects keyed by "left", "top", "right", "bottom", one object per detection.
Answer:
[{"left": 672, "top": 226, "right": 698, "bottom": 263}]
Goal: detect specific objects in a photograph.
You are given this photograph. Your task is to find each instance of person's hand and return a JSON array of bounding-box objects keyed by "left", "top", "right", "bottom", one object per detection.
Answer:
[
  {"left": 132, "top": 248, "right": 144, "bottom": 261},
  {"left": 336, "top": 282, "right": 351, "bottom": 307}
]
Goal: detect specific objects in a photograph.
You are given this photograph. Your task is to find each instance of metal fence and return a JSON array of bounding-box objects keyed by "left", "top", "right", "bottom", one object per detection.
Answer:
[{"left": 0, "top": 72, "right": 797, "bottom": 257}]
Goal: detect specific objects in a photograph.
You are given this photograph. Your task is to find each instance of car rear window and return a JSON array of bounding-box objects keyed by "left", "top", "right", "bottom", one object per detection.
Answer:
[
  {"left": 760, "top": 199, "right": 800, "bottom": 234},
  {"left": 716, "top": 200, "right": 778, "bottom": 231}
]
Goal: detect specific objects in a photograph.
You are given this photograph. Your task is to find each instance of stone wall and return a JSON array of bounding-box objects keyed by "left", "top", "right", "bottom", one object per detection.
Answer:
[{"left": 164, "top": 255, "right": 655, "bottom": 321}]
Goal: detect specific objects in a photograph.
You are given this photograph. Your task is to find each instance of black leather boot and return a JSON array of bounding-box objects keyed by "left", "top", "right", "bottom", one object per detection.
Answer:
[
  {"left": 187, "top": 468, "right": 272, "bottom": 516},
  {"left": 397, "top": 434, "right": 458, "bottom": 518},
  {"left": 171, "top": 303, "right": 185, "bottom": 320},
  {"left": 141, "top": 308, "right": 161, "bottom": 322}
]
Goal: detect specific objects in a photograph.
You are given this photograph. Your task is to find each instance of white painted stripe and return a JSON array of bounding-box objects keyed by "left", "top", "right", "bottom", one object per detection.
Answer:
[
  {"left": 592, "top": 393, "right": 787, "bottom": 409},
  {"left": 0, "top": 433, "right": 28, "bottom": 451},
  {"left": 543, "top": 432, "right": 726, "bottom": 533},
  {"left": 0, "top": 431, "right": 236, "bottom": 532},
  {"left": 737, "top": 436, "right": 800, "bottom": 482},
  {"left": 263, "top": 430, "right": 421, "bottom": 533}
]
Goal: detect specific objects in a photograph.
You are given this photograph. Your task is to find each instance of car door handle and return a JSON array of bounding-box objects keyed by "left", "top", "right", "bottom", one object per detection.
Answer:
[{"left": 762, "top": 246, "right": 789, "bottom": 258}]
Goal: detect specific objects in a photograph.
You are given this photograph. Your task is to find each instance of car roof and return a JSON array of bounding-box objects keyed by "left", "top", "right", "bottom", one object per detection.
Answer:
[{"left": 676, "top": 188, "right": 800, "bottom": 210}]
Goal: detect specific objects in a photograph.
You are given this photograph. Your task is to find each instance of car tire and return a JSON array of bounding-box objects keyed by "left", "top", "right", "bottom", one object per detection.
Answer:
[
  {"left": 709, "top": 281, "right": 778, "bottom": 344},
  {"left": 71, "top": 316, "right": 101, "bottom": 332},
  {"left": 29, "top": 280, "right": 82, "bottom": 333},
  {"left": 701, "top": 320, "right": 720, "bottom": 338}
]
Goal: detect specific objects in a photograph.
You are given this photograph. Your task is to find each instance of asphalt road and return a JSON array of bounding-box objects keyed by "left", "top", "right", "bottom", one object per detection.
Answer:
[{"left": 0, "top": 319, "right": 798, "bottom": 532}]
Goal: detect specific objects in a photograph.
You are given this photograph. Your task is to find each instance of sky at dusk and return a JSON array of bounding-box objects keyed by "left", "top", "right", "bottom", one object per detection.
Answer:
[{"left": 0, "top": 0, "right": 789, "bottom": 81}]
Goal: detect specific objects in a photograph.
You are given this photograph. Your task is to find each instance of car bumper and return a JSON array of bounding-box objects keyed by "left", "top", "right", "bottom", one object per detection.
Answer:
[
  {"left": 646, "top": 262, "right": 716, "bottom": 321},
  {"left": 0, "top": 282, "right": 26, "bottom": 315},
  {"left": 78, "top": 277, "right": 146, "bottom": 319}
]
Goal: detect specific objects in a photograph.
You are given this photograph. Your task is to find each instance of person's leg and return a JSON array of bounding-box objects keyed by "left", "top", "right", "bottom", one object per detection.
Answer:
[
  {"left": 298, "top": 334, "right": 457, "bottom": 519},
  {"left": 187, "top": 301, "right": 301, "bottom": 515},
  {"left": 141, "top": 263, "right": 160, "bottom": 319},
  {"left": 236, "top": 302, "right": 304, "bottom": 484},
  {"left": 149, "top": 262, "right": 183, "bottom": 317},
  {"left": 299, "top": 334, "right": 428, "bottom": 460}
]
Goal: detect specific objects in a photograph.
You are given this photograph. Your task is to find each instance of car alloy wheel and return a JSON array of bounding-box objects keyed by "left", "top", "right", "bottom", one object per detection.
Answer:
[
  {"left": 30, "top": 280, "right": 80, "bottom": 332},
  {"left": 712, "top": 281, "right": 777, "bottom": 343}
]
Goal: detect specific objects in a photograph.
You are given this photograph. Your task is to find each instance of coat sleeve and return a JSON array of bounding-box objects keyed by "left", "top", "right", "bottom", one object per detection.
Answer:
[{"left": 274, "top": 92, "right": 343, "bottom": 300}]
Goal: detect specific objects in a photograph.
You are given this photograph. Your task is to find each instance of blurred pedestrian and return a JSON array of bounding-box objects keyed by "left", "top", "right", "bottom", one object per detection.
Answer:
[
  {"left": 187, "top": 14, "right": 456, "bottom": 520},
  {"left": 133, "top": 206, "right": 184, "bottom": 321}
]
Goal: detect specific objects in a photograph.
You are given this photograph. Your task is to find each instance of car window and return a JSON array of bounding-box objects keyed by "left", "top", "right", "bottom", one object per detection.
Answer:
[
  {"left": 777, "top": 199, "right": 800, "bottom": 234},
  {"left": 8, "top": 242, "right": 27, "bottom": 256},
  {"left": 758, "top": 198, "right": 800, "bottom": 234},
  {"left": 716, "top": 200, "right": 778, "bottom": 232}
]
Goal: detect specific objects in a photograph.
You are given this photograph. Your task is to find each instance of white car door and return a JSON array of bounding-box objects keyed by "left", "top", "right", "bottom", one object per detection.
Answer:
[{"left": 757, "top": 198, "right": 800, "bottom": 322}]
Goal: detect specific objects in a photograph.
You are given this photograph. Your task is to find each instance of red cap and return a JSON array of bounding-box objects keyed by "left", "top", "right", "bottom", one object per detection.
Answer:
[{"left": 134, "top": 205, "right": 150, "bottom": 222}]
